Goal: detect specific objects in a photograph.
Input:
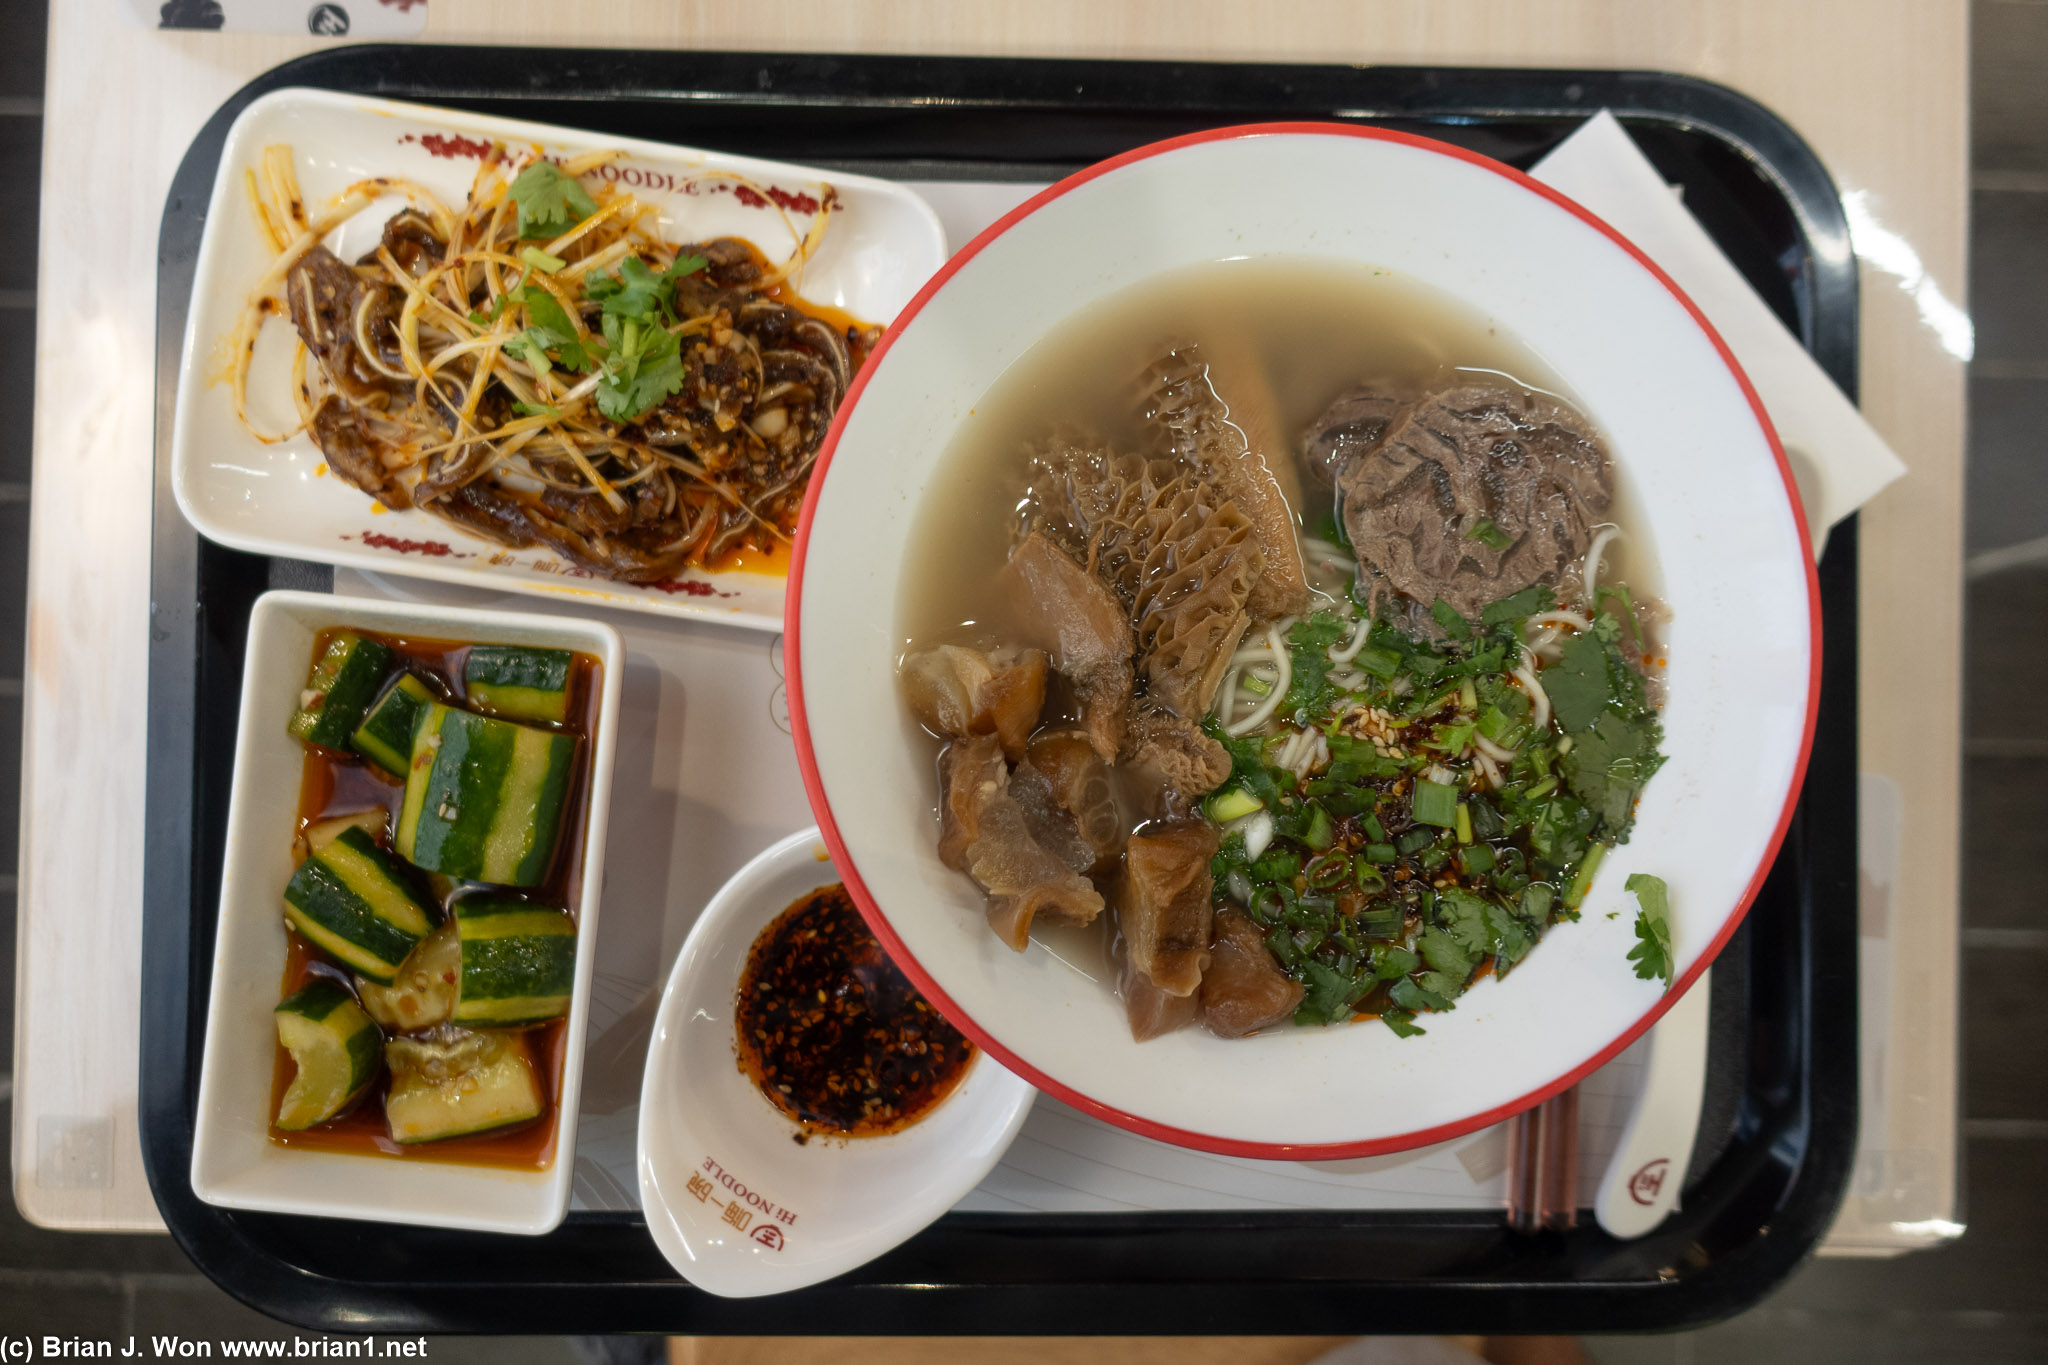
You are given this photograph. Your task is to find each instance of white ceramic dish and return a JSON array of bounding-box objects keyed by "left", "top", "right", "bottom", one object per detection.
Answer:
[
  {"left": 169, "top": 88, "right": 948, "bottom": 632},
  {"left": 789, "top": 124, "right": 1818, "bottom": 1158},
  {"left": 190, "top": 590, "right": 623, "bottom": 1234},
  {"left": 637, "top": 828, "right": 1035, "bottom": 1297}
]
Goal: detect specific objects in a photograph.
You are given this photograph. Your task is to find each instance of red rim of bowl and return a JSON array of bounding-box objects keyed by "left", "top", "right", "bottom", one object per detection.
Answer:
[{"left": 785, "top": 120, "right": 1823, "bottom": 1160}]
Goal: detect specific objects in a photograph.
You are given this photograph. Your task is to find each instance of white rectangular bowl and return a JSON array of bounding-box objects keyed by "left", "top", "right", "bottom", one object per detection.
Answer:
[
  {"left": 169, "top": 88, "right": 948, "bottom": 632},
  {"left": 190, "top": 590, "right": 623, "bottom": 1235}
]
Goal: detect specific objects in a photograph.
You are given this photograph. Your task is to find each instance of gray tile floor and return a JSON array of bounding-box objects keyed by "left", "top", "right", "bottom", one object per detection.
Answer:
[{"left": 4, "top": 2, "right": 2046, "bottom": 1359}]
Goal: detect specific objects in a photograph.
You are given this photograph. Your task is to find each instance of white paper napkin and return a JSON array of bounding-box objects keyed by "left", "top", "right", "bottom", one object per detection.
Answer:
[{"left": 1532, "top": 111, "right": 1904, "bottom": 549}]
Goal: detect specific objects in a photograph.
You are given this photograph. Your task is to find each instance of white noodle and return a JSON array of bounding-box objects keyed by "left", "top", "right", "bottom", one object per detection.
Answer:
[
  {"left": 1514, "top": 646, "right": 1552, "bottom": 731},
  {"left": 1474, "top": 734, "right": 1518, "bottom": 763},
  {"left": 1475, "top": 752, "right": 1503, "bottom": 788},
  {"left": 1584, "top": 524, "right": 1622, "bottom": 601},
  {"left": 1224, "top": 624, "right": 1292, "bottom": 737},
  {"left": 1526, "top": 609, "right": 1593, "bottom": 633},
  {"left": 1327, "top": 613, "right": 1375, "bottom": 663}
]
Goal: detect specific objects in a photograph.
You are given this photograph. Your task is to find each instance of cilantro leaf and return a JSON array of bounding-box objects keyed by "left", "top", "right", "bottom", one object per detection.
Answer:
[
  {"left": 511, "top": 286, "right": 598, "bottom": 373},
  {"left": 1561, "top": 711, "right": 1666, "bottom": 838},
  {"left": 1543, "top": 630, "right": 1610, "bottom": 732},
  {"left": 1480, "top": 585, "right": 1556, "bottom": 631},
  {"left": 1625, "top": 872, "right": 1674, "bottom": 990},
  {"left": 586, "top": 255, "right": 674, "bottom": 323},
  {"left": 1390, "top": 976, "right": 1456, "bottom": 1013},
  {"left": 1294, "top": 961, "right": 1364, "bottom": 1026},
  {"left": 1283, "top": 612, "right": 1349, "bottom": 722},
  {"left": 1418, "top": 925, "right": 1476, "bottom": 980},
  {"left": 594, "top": 314, "right": 686, "bottom": 423},
  {"left": 1380, "top": 1008, "right": 1427, "bottom": 1038},
  {"left": 1371, "top": 943, "right": 1419, "bottom": 981},
  {"left": 510, "top": 161, "right": 598, "bottom": 240}
]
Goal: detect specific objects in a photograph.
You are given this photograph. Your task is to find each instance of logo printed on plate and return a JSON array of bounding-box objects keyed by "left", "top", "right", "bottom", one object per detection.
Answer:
[
  {"left": 1628, "top": 1157, "right": 1671, "bottom": 1206},
  {"left": 687, "top": 1155, "right": 799, "bottom": 1244}
]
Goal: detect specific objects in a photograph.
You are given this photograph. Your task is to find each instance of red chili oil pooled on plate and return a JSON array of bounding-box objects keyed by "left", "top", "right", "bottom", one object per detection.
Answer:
[{"left": 734, "top": 884, "right": 976, "bottom": 1141}]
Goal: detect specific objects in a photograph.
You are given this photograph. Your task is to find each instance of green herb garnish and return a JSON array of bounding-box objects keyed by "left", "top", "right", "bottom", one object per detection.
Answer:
[
  {"left": 1625, "top": 873, "right": 1674, "bottom": 989},
  {"left": 509, "top": 161, "right": 598, "bottom": 241}
]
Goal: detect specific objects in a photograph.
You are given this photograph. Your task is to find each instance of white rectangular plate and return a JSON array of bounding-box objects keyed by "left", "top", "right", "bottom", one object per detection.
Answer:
[
  {"left": 170, "top": 88, "right": 948, "bottom": 632},
  {"left": 190, "top": 591, "right": 623, "bottom": 1235}
]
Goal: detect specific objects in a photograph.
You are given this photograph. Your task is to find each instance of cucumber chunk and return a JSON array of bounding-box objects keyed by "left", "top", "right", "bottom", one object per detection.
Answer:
[
  {"left": 384, "top": 1029, "right": 544, "bottom": 1143},
  {"left": 453, "top": 898, "right": 576, "bottom": 1026},
  {"left": 282, "top": 825, "right": 437, "bottom": 985},
  {"left": 396, "top": 703, "right": 577, "bottom": 888},
  {"left": 295, "top": 807, "right": 389, "bottom": 863},
  {"left": 356, "top": 919, "right": 460, "bottom": 1032},
  {"left": 274, "top": 980, "right": 381, "bottom": 1130},
  {"left": 352, "top": 673, "right": 436, "bottom": 777},
  {"left": 287, "top": 632, "right": 393, "bottom": 750},
  {"left": 464, "top": 646, "right": 574, "bottom": 725}
]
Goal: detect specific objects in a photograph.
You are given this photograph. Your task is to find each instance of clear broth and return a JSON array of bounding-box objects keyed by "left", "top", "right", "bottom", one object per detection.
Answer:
[{"left": 897, "top": 255, "right": 1654, "bottom": 654}]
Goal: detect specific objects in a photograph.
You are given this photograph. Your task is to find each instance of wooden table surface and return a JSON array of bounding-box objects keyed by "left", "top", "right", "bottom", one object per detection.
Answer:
[{"left": 11, "top": 0, "right": 1967, "bottom": 1251}]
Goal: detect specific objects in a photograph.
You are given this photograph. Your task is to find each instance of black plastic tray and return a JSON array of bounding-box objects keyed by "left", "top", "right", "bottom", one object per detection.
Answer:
[{"left": 142, "top": 47, "right": 1859, "bottom": 1336}]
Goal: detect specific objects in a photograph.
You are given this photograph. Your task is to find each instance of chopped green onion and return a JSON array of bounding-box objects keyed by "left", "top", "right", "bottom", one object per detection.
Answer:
[
  {"left": 520, "top": 246, "right": 567, "bottom": 273},
  {"left": 1466, "top": 517, "right": 1514, "bottom": 552},
  {"left": 1459, "top": 679, "right": 1478, "bottom": 712},
  {"left": 1412, "top": 779, "right": 1459, "bottom": 828},
  {"left": 1459, "top": 844, "right": 1496, "bottom": 876},
  {"left": 1357, "top": 646, "right": 1402, "bottom": 679},
  {"left": 1564, "top": 842, "right": 1609, "bottom": 909},
  {"left": 1242, "top": 673, "right": 1273, "bottom": 696},
  {"left": 1363, "top": 813, "right": 1388, "bottom": 842},
  {"left": 1395, "top": 828, "right": 1435, "bottom": 855},
  {"left": 1353, "top": 901, "right": 1403, "bottom": 938},
  {"left": 1305, "top": 852, "right": 1351, "bottom": 890},
  {"left": 1454, "top": 801, "right": 1474, "bottom": 845},
  {"left": 1303, "top": 803, "right": 1335, "bottom": 852},
  {"left": 1364, "top": 842, "right": 1398, "bottom": 864}
]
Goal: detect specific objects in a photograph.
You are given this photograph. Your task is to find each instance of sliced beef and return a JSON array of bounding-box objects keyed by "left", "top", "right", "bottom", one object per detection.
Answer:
[
  {"left": 937, "top": 734, "right": 1105, "bottom": 951},
  {"left": 1333, "top": 384, "right": 1612, "bottom": 620},
  {"left": 997, "top": 532, "right": 1134, "bottom": 760},
  {"left": 900, "top": 644, "right": 1049, "bottom": 761},
  {"left": 1119, "top": 708, "right": 1231, "bottom": 806},
  {"left": 1120, "top": 952, "right": 1200, "bottom": 1041},
  {"left": 1143, "top": 339, "right": 1309, "bottom": 618},
  {"left": 1200, "top": 908, "right": 1305, "bottom": 1038},
  {"left": 1303, "top": 385, "right": 1409, "bottom": 487},
  {"left": 1117, "top": 820, "right": 1218, "bottom": 998}
]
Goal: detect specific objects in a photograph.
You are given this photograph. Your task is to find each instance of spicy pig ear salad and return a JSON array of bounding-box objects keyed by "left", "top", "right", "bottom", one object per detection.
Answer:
[
  {"left": 232, "top": 142, "right": 876, "bottom": 584},
  {"left": 896, "top": 259, "right": 1677, "bottom": 1045}
]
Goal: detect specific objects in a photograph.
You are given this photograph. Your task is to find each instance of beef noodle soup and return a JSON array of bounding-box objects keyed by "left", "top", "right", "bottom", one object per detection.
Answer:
[{"left": 895, "top": 257, "right": 1666, "bottom": 1043}]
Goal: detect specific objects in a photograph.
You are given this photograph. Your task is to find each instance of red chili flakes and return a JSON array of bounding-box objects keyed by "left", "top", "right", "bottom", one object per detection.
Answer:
[{"left": 734, "top": 884, "right": 976, "bottom": 1138}]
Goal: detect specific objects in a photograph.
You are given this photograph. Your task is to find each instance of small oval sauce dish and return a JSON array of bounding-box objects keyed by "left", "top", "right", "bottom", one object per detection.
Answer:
[{"left": 637, "top": 828, "right": 1035, "bottom": 1298}]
